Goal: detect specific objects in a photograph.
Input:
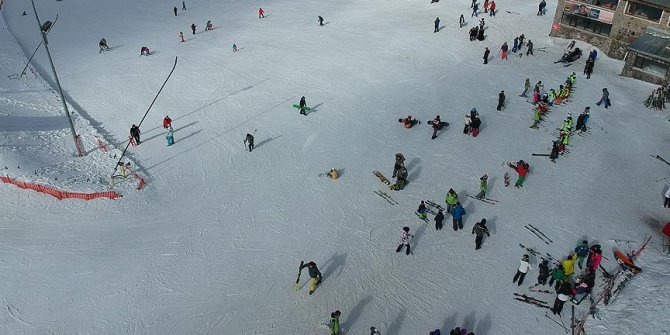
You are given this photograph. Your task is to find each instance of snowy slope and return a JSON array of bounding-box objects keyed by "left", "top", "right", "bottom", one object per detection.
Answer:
[{"left": 1, "top": 0, "right": 669, "bottom": 334}]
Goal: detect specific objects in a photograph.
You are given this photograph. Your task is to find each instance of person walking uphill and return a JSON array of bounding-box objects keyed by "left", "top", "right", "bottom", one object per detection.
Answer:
[
  {"left": 483, "top": 47, "right": 490, "bottom": 64},
  {"left": 435, "top": 208, "right": 445, "bottom": 230},
  {"left": 173, "top": 6, "right": 178, "bottom": 16},
  {"left": 497, "top": 90, "right": 506, "bottom": 110},
  {"left": 445, "top": 188, "right": 458, "bottom": 213},
  {"left": 434, "top": 17, "right": 440, "bottom": 33},
  {"left": 471, "top": 219, "right": 490, "bottom": 250},
  {"left": 451, "top": 202, "right": 466, "bottom": 231},
  {"left": 298, "top": 261, "right": 322, "bottom": 295},
  {"left": 244, "top": 133, "right": 255, "bottom": 152},
  {"left": 513, "top": 254, "right": 532, "bottom": 286},
  {"left": 396, "top": 226, "right": 413, "bottom": 255}
]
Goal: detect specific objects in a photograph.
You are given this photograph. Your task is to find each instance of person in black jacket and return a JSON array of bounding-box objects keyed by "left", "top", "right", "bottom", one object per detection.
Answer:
[
  {"left": 434, "top": 17, "right": 440, "bottom": 33},
  {"left": 471, "top": 219, "right": 490, "bottom": 249},
  {"left": 435, "top": 208, "right": 444, "bottom": 230},
  {"left": 318, "top": 16, "right": 324, "bottom": 26},
  {"left": 299, "top": 96, "right": 307, "bottom": 115},
  {"left": 299, "top": 261, "right": 322, "bottom": 295},
  {"left": 459, "top": 14, "right": 465, "bottom": 28},
  {"left": 537, "top": 260, "right": 551, "bottom": 285},
  {"left": 130, "top": 124, "right": 141, "bottom": 144},
  {"left": 244, "top": 133, "right": 255, "bottom": 152},
  {"left": 470, "top": 115, "right": 481, "bottom": 137},
  {"left": 497, "top": 90, "right": 506, "bottom": 110},
  {"left": 173, "top": 6, "right": 178, "bottom": 16},
  {"left": 483, "top": 47, "right": 490, "bottom": 64}
]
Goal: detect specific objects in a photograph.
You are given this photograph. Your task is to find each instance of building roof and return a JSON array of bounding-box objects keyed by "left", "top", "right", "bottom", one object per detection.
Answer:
[
  {"left": 628, "top": 31, "right": 670, "bottom": 63},
  {"left": 638, "top": 0, "right": 670, "bottom": 9}
]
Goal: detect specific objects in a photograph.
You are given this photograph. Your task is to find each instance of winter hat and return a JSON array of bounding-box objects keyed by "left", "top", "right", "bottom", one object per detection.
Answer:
[
  {"left": 403, "top": 226, "right": 410, "bottom": 232},
  {"left": 523, "top": 254, "right": 529, "bottom": 260},
  {"left": 481, "top": 218, "right": 487, "bottom": 224},
  {"left": 471, "top": 108, "right": 477, "bottom": 113}
]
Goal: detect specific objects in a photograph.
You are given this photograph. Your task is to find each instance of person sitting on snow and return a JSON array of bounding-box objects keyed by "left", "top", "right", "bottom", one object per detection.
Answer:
[{"left": 140, "top": 47, "right": 150, "bottom": 56}]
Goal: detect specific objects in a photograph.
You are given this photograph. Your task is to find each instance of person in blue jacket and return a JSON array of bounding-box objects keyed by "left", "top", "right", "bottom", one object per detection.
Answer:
[
  {"left": 451, "top": 202, "right": 466, "bottom": 231},
  {"left": 574, "top": 240, "right": 590, "bottom": 269}
]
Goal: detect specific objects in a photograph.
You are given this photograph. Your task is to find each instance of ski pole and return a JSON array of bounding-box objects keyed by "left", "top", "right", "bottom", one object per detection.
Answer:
[{"left": 294, "top": 261, "right": 304, "bottom": 291}]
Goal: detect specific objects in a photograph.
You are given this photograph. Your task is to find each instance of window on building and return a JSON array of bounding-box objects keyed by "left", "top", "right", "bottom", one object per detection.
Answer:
[
  {"left": 633, "top": 55, "right": 668, "bottom": 77},
  {"left": 561, "top": 13, "right": 612, "bottom": 36},
  {"left": 587, "top": 0, "right": 619, "bottom": 10},
  {"left": 626, "top": 1, "right": 663, "bottom": 22}
]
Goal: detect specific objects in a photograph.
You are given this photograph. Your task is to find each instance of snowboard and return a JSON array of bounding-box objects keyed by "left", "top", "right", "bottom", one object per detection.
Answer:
[
  {"left": 373, "top": 171, "right": 390, "bottom": 185},
  {"left": 292, "top": 104, "right": 311, "bottom": 113},
  {"left": 427, "top": 120, "right": 450, "bottom": 128}
]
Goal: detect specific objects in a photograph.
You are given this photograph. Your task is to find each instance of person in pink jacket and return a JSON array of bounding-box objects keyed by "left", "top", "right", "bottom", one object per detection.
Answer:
[{"left": 587, "top": 245, "right": 603, "bottom": 273}]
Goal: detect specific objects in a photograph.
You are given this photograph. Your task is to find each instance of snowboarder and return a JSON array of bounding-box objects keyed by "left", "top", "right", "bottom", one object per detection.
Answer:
[
  {"left": 391, "top": 165, "right": 408, "bottom": 190},
  {"left": 166, "top": 126, "right": 174, "bottom": 146},
  {"left": 512, "top": 254, "right": 532, "bottom": 286},
  {"left": 509, "top": 160, "right": 529, "bottom": 187},
  {"left": 173, "top": 6, "right": 178, "bottom": 16},
  {"left": 298, "top": 261, "right": 322, "bottom": 295},
  {"left": 483, "top": 47, "right": 490, "bottom": 64},
  {"left": 258, "top": 7, "right": 265, "bottom": 18},
  {"left": 435, "top": 208, "right": 445, "bottom": 230},
  {"left": 179, "top": 32, "right": 185, "bottom": 42},
  {"left": 431, "top": 115, "right": 444, "bottom": 139},
  {"left": 130, "top": 124, "right": 141, "bottom": 144},
  {"left": 497, "top": 90, "right": 506, "bottom": 110},
  {"left": 205, "top": 20, "right": 213, "bottom": 31},
  {"left": 396, "top": 226, "right": 413, "bottom": 255},
  {"left": 489, "top": 0, "right": 496, "bottom": 16},
  {"left": 299, "top": 96, "right": 307, "bottom": 115},
  {"left": 537, "top": 260, "right": 550, "bottom": 285},
  {"left": 328, "top": 310, "right": 341, "bottom": 335},
  {"left": 318, "top": 16, "right": 324, "bottom": 26},
  {"left": 537, "top": 0, "right": 546, "bottom": 15},
  {"left": 163, "top": 115, "right": 172, "bottom": 129},
  {"left": 417, "top": 200, "right": 427, "bottom": 220},
  {"left": 434, "top": 17, "right": 440, "bottom": 33},
  {"left": 550, "top": 281, "right": 572, "bottom": 315},
  {"left": 244, "top": 133, "right": 255, "bottom": 152},
  {"left": 471, "top": 219, "right": 490, "bottom": 249},
  {"left": 191, "top": 23, "right": 196, "bottom": 34},
  {"left": 140, "top": 47, "right": 151, "bottom": 56},
  {"left": 182, "top": 1, "right": 186, "bottom": 10},
  {"left": 445, "top": 188, "right": 458, "bottom": 213},
  {"left": 327, "top": 168, "right": 339, "bottom": 180},
  {"left": 451, "top": 202, "right": 466, "bottom": 231},
  {"left": 526, "top": 40, "right": 534, "bottom": 56},
  {"left": 392, "top": 153, "right": 405, "bottom": 178},
  {"left": 574, "top": 240, "right": 589, "bottom": 269},
  {"left": 500, "top": 42, "right": 508, "bottom": 60},
  {"left": 596, "top": 88, "right": 610, "bottom": 108},
  {"left": 520, "top": 78, "right": 531, "bottom": 97},
  {"left": 476, "top": 174, "right": 488, "bottom": 199},
  {"left": 233, "top": 44, "right": 238, "bottom": 52},
  {"left": 459, "top": 14, "right": 465, "bottom": 28},
  {"left": 99, "top": 38, "right": 110, "bottom": 53},
  {"left": 470, "top": 114, "right": 481, "bottom": 137},
  {"left": 512, "top": 36, "right": 519, "bottom": 53}
]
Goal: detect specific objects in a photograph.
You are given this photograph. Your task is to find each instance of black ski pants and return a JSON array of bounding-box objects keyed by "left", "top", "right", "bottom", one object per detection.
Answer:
[
  {"left": 513, "top": 270, "right": 526, "bottom": 286},
  {"left": 664, "top": 196, "right": 670, "bottom": 208},
  {"left": 537, "top": 274, "right": 549, "bottom": 285},
  {"left": 552, "top": 298, "right": 566, "bottom": 315},
  {"left": 452, "top": 218, "right": 463, "bottom": 231},
  {"left": 475, "top": 235, "right": 484, "bottom": 249},
  {"left": 435, "top": 219, "right": 443, "bottom": 230},
  {"left": 396, "top": 243, "right": 410, "bottom": 255}
]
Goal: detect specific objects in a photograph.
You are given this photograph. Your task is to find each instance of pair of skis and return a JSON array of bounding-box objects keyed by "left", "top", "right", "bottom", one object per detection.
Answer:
[
  {"left": 466, "top": 194, "right": 497, "bottom": 205},
  {"left": 524, "top": 224, "right": 553, "bottom": 244},
  {"left": 425, "top": 200, "right": 445, "bottom": 212},
  {"left": 512, "top": 293, "right": 550, "bottom": 308},
  {"left": 374, "top": 190, "right": 398, "bottom": 205},
  {"left": 519, "top": 243, "right": 556, "bottom": 262}
]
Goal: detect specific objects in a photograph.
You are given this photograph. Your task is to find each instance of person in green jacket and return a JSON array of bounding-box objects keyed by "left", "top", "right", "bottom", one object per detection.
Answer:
[
  {"left": 329, "top": 310, "right": 341, "bottom": 335},
  {"left": 530, "top": 105, "right": 541, "bottom": 128},
  {"left": 476, "top": 174, "right": 488, "bottom": 199},
  {"left": 548, "top": 263, "right": 565, "bottom": 290},
  {"left": 520, "top": 78, "right": 531, "bottom": 97},
  {"left": 445, "top": 188, "right": 458, "bottom": 213}
]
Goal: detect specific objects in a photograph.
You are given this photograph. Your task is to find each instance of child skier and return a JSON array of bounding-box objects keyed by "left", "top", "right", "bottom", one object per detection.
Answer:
[
  {"left": 470, "top": 114, "right": 481, "bottom": 137},
  {"left": 520, "top": 78, "right": 531, "bottom": 97},
  {"left": 500, "top": 42, "right": 508, "bottom": 60},
  {"left": 508, "top": 160, "right": 529, "bottom": 187},
  {"left": 298, "top": 261, "right": 322, "bottom": 295},
  {"left": 395, "top": 227, "right": 413, "bottom": 255},
  {"left": 548, "top": 263, "right": 565, "bottom": 289},
  {"left": 464, "top": 113, "right": 472, "bottom": 134},
  {"left": 328, "top": 310, "right": 341, "bottom": 335},
  {"left": 417, "top": 200, "right": 427, "bottom": 220},
  {"left": 574, "top": 240, "right": 589, "bottom": 269},
  {"left": 166, "top": 126, "right": 174, "bottom": 146},
  {"left": 476, "top": 174, "right": 488, "bottom": 199},
  {"left": 163, "top": 115, "right": 172, "bottom": 129},
  {"left": 512, "top": 254, "right": 532, "bottom": 286}
]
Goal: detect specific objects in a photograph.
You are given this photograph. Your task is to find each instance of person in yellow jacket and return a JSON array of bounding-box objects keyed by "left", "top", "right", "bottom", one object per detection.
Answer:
[
  {"left": 562, "top": 254, "right": 576, "bottom": 277},
  {"left": 445, "top": 188, "right": 459, "bottom": 213},
  {"left": 327, "top": 168, "right": 339, "bottom": 180}
]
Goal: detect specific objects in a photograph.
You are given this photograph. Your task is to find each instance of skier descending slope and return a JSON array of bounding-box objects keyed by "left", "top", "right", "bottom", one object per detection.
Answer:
[
  {"left": 395, "top": 227, "right": 413, "bottom": 255},
  {"left": 298, "top": 261, "right": 322, "bottom": 295}
]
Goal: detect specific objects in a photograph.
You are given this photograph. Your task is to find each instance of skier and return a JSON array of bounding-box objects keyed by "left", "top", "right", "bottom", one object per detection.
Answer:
[
  {"left": 464, "top": 113, "right": 472, "bottom": 134},
  {"left": 537, "top": 0, "right": 546, "bottom": 15},
  {"left": 417, "top": 200, "right": 427, "bottom": 220},
  {"left": 550, "top": 281, "right": 572, "bottom": 315},
  {"left": 166, "top": 126, "right": 174, "bottom": 146},
  {"left": 206, "top": 20, "right": 213, "bottom": 31},
  {"left": 434, "top": 17, "right": 440, "bottom": 33},
  {"left": 472, "top": 3, "right": 479, "bottom": 17},
  {"left": 182, "top": 1, "right": 186, "bottom": 10},
  {"left": 163, "top": 115, "right": 172, "bottom": 129},
  {"left": 327, "top": 168, "right": 339, "bottom": 180},
  {"left": 392, "top": 153, "right": 405, "bottom": 178},
  {"left": 483, "top": 47, "right": 490, "bottom": 64},
  {"left": 484, "top": 0, "right": 489, "bottom": 13},
  {"left": 173, "top": 6, "right": 178, "bottom": 16},
  {"left": 435, "top": 208, "right": 445, "bottom": 230},
  {"left": 520, "top": 78, "right": 531, "bottom": 97},
  {"left": 140, "top": 47, "right": 151, "bottom": 56},
  {"left": 537, "top": 260, "right": 550, "bottom": 285},
  {"left": 562, "top": 254, "right": 576, "bottom": 277},
  {"left": 574, "top": 240, "right": 589, "bottom": 269},
  {"left": 130, "top": 124, "right": 141, "bottom": 144},
  {"left": 512, "top": 254, "right": 532, "bottom": 286},
  {"left": 476, "top": 174, "right": 488, "bottom": 199},
  {"left": 459, "top": 14, "right": 465, "bottom": 28},
  {"left": 328, "top": 310, "right": 341, "bottom": 335},
  {"left": 549, "top": 141, "right": 560, "bottom": 162},
  {"left": 526, "top": 40, "right": 534, "bottom": 56},
  {"left": 258, "top": 7, "right": 265, "bottom": 18},
  {"left": 558, "top": 130, "right": 569, "bottom": 154},
  {"left": 244, "top": 133, "right": 255, "bottom": 152},
  {"left": 548, "top": 263, "right": 565, "bottom": 289},
  {"left": 233, "top": 43, "right": 238, "bottom": 52},
  {"left": 500, "top": 42, "right": 508, "bottom": 60},
  {"left": 471, "top": 219, "right": 490, "bottom": 250},
  {"left": 584, "top": 58, "right": 594, "bottom": 79},
  {"left": 299, "top": 96, "right": 307, "bottom": 115},
  {"left": 497, "top": 90, "right": 506, "bottom": 110},
  {"left": 298, "top": 261, "right": 322, "bottom": 295},
  {"left": 191, "top": 23, "right": 196, "bottom": 34},
  {"left": 530, "top": 104, "right": 541, "bottom": 129},
  {"left": 395, "top": 226, "right": 413, "bottom": 255},
  {"left": 508, "top": 160, "right": 529, "bottom": 187},
  {"left": 512, "top": 36, "right": 519, "bottom": 53},
  {"left": 596, "top": 88, "right": 610, "bottom": 108},
  {"left": 99, "top": 38, "right": 110, "bottom": 53},
  {"left": 179, "top": 31, "right": 185, "bottom": 42},
  {"left": 575, "top": 108, "right": 589, "bottom": 132},
  {"left": 431, "top": 115, "right": 444, "bottom": 139},
  {"left": 451, "top": 202, "right": 466, "bottom": 231},
  {"left": 445, "top": 188, "right": 458, "bottom": 213},
  {"left": 489, "top": 0, "right": 496, "bottom": 16},
  {"left": 392, "top": 165, "right": 408, "bottom": 190},
  {"left": 318, "top": 16, "right": 324, "bottom": 26}
]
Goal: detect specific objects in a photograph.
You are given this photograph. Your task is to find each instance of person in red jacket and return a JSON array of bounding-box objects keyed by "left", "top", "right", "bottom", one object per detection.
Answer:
[
  {"left": 489, "top": 0, "right": 496, "bottom": 16},
  {"left": 163, "top": 115, "right": 172, "bottom": 129},
  {"left": 509, "top": 160, "right": 529, "bottom": 187},
  {"left": 258, "top": 7, "right": 265, "bottom": 18}
]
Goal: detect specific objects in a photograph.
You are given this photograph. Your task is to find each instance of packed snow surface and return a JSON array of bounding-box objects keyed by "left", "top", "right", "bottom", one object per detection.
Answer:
[{"left": 0, "top": 0, "right": 669, "bottom": 334}]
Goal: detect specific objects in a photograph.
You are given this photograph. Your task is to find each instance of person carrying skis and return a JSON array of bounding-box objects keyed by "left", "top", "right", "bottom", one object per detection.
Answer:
[
  {"left": 537, "top": 260, "right": 550, "bottom": 285},
  {"left": 471, "top": 218, "right": 490, "bottom": 250},
  {"left": 550, "top": 281, "right": 572, "bottom": 315},
  {"left": 548, "top": 263, "right": 565, "bottom": 289},
  {"left": 513, "top": 254, "right": 532, "bottom": 286},
  {"left": 451, "top": 202, "right": 466, "bottom": 231},
  {"left": 191, "top": 23, "right": 197, "bottom": 34},
  {"left": 299, "top": 96, "right": 307, "bottom": 115},
  {"left": 483, "top": 47, "right": 490, "bottom": 64},
  {"left": 163, "top": 115, "right": 172, "bottom": 129},
  {"left": 520, "top": 78, "right": 531, "bottom": 97},
  {"left": 245, "top": 133, "right": 255, "bottom": 152},
  {"left": 459, "top": 14, "right": 465, "bottom": 28},
  {"left": 395, "top": 226, "right": 413, "bottom": 255},
  {"left": 596, "top": 88, "right": 610, "bottom": 108},
  {"left": 166, "top": 126, "right": 174, "bottom": 146},
  {"left": 497, "top": 90, "right": 506, "bottom": 110},
  {"left": 434, "top": 17, "right": 440, "bottom": 33},
  {"left": 328, "top": 310, "right": 341, "bottom": 335},
  {"left": 435, "top": 208, "right": 445, "bottom": 230},
  {"left": 509, "top": 160, "right": 529, "bottom": 187},
  {"left": 470, "top": 113, "right": 481, "bottom": 137},
  {"left": 299, "top": 261, "right": 322, "bottom": 295},
  {"left": 476, "top": 174, "right": 488, "bottom": 199},
  {"left": 318, "top": 16, "right": 324, "bottom": 26},
  {"left": 99, "top": 38, "right": 110, "bottom": 53},
  {"left": 130, "top": 124, "right": 141, "bottom": 144},
  {"left": 392, "top": 153, "right": 405, "bottom": 178},
  {"left": 173, "top": 6, "right": 178, "bottom": 16},
  {"left": 417, "top": 200, "right": 427, "bottom": 220},
  {"left": 445, "top": 188, "right": 458, "bottom": 213},
  {"left": 489, "top": 0, "right": 496, "bottom": 16},
  {"left": 258, "top": 7, "right": 265, "bottom": 18},
  {"left": 574, "top": 240, "right": 589, "bottom": 269},
  {"left": 526, "top": 40, "right": 534, "bottom": 56},
  {"left": 464, "top": 113, "right": 472, "bottom": 134},
  {"left": 500, "top": 42, "right": 508, "bottom": 60}
]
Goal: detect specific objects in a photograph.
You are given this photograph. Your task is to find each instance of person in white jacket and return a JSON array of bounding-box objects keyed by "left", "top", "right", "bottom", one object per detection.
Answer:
[
  {"left": 664, "top": 187, "right": 670, "bottom": 208},
  {"left": 395, "top": 227, "right": 413, "bottom": 255},
  {"left": 512, "top": 254, "right": 532, "bottom": 286},
  {"left": 463, "top": 114, "right": 472, "bottom": 134}
]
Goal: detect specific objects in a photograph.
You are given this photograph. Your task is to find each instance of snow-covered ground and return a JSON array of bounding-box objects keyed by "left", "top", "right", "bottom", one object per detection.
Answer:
[{"left": 1, "top": 0, "right": 669, "bottom": 334}]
